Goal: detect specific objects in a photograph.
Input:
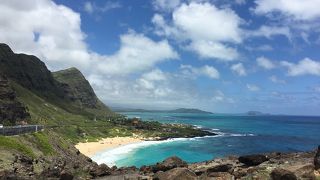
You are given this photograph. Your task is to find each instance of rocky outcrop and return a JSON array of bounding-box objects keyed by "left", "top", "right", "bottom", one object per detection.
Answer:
[
  {"left": 154, "top": 167, "right": 197, "bottom": 180},
  {"left": 3, "top": 148, "right": 320, "bottom": 180},
  {"left": 270, "top": 168, "right": 297, "bottom": 180},
  {"left": 315, "top": 145, "right": 320, "bottom": 170},
  {"left": 238, "top": 154, "right": 269, "bottom": 166},
  {"left": 52, "top": 67, "right": 112, "bottom": 113},
  {"left": 152, "top": 156, "right": 188, "bottom": 172},
  {"left": 0, "top": 74, "right": 30, "bottom": 125}
]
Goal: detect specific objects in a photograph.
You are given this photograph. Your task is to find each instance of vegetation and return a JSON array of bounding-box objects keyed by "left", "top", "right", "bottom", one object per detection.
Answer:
[
  {"left": 32, "top": 132, "right": 54, "bottom": 156},
  {"left": 0, "top": 136, "right": 35, "bottom": 157}
]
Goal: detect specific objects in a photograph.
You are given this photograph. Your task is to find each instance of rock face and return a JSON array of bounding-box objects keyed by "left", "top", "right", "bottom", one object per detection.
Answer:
[
  {"left": 154, "top": 168, "right": 197, "bottom": 180},
  {"left": 0, "top": 74, "right": 30, "bottom": 125},
  {"left": 315, "top": 145, "right": 320, "bottom": 170},
  {"left": 238, "top": 154, "right": 269, "bottom": 166},
  {"left": 52, "top": 67, "right": 110, "bottom": 111},
  {"left": 0, "top": 43, "right": 113, "bottom": 121},
  {"left": 0, "top": 43, "right": 64, "bottom": 99}
]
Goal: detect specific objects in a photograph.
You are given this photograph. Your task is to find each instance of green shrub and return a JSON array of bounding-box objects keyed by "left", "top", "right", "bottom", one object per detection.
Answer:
[{"left": 0, "top": 136, "right": 35, "bottom": 157}]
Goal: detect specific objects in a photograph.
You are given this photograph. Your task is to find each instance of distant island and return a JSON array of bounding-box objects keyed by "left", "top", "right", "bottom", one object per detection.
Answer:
[
  {"left": 246, "top": 111, "right": 270, "bottom": 116},
  {"left": 112, "top": 107, "right": 213, "bottom": 114}
]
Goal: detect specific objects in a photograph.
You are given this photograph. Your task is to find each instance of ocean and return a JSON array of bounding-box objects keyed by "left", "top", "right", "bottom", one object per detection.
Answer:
[{"left": 92, "top": 112, "right": 320, "bottom": 167}]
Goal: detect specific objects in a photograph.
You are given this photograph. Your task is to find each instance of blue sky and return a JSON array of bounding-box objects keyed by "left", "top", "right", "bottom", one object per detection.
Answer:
[{"left": 1, "top": 0, "right": 320, "bottom": 115}]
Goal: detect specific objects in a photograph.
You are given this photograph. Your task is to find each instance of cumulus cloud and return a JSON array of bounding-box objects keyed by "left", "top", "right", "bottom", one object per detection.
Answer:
[
  {"left": 152, "top": 2, "right": 243, "bottom": 61},
  {"left": 247, "top": 84, "right": 260, "bottom": 91},
  {"left": 180, "top": 65, "right": 220, "bottom": 79},
  {"left": 256, "top": 56, "right": 276, "bottom": 69},
  {"left": 0, "top": 0, "right": 91, "bottom": 70},
  {"left": 231, "top": 63, "right": 247, "bottom": 76},
  {"left": 153, "top": 0, "right": 181, "bottom": 11},
  {"left": 97, "top": 31, "right": 178, "bottom": 75},
  {"left": 254, "top": 0, "right": 320, "bottom": 21},
  {"left": 281, "top": 58, "right": 320, "bottom": 76}
]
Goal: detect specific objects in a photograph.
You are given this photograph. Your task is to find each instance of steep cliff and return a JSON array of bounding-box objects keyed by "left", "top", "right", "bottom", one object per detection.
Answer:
[
  {"left": 0, "top": 74, "right": 30, "bottom": 125},
  {"left": 0, "top": 43, "right": 113, "bottom": 124},
  {"left": 52, "top": 67, "right": 111, "bottom": 114}
]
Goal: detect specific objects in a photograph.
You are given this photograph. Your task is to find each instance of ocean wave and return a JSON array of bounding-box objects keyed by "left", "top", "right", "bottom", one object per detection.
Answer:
[{"left": 91, "top": 138, "right": 192, "bottom": 166}]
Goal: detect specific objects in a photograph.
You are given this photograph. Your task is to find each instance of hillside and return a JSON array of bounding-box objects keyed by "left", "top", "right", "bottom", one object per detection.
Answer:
[{"left": 0, "top": 43, "right": 114, "bottom": 125}]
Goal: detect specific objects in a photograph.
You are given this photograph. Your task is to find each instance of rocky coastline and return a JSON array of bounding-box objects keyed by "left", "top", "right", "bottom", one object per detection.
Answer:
[{"left": 1, "top": 145, "right": 319, "bottom": 179}]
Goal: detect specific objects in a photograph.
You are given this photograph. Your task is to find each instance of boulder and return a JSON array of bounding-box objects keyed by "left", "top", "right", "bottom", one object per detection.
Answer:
[
  {"left": 60, "top": 170, "right": 74, "bottom": 180},
  {"left": 206, "top": 172, "right": 234, "bottom": 179},
  {"left": 270, "top": 168, "right": 297, "bottom": 180},
  {"left": 89, "top": 163, "right": 111, "bottom": 177},
  {"left": 89, "top": 164, "right": 111, "bottom": 177},
  {"left": 152, "top": 156, "right": 187, "bottom": 172},
  {"left": 315, "top": 145, "right": 320, "bottom": 170},
  {"left": 238, "top": 154, "right": 269, "bottom": 166},
  {"left": 154, "top": 168, "right": 197, "bottom": 180},
  {"left": 206, "top": 164, "right": 233, "bottom": 173}
]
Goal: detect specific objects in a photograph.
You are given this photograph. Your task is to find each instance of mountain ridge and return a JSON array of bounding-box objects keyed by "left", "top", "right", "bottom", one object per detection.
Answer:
[{"left": 112, "top": 107, "right": 213, "bottom": 114}]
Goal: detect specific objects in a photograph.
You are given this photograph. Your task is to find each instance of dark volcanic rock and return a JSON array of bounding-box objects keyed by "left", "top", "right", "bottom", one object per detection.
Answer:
[
  {"left": 315, "top": 145, "right": 320, "bottom": 170},
  {"left": 89, "top": 163, "right": 111, "bottom": 177},
  {"left": 152, "top": 156, "right": 187, "bottom": 172},
  {"left": 0, "top": 74, "right": 30, "bottom": 124},
  {"left": 270, "top": 168, "right": 297, "bottom": 180},
  {"left": 206, "top": 172, "right": 234, "bottom": 179},
  {"left": 60, "top": 170, "right": 74, "bottom": 180},
  {"left": 206, "top": 164, "right": 233, "bottom": 173},
  {"left": 154, "top": 167, "right": 197, "bottom": 180},
  {"left": 238, "top": 154, "right": 269, "bottom": 166}
]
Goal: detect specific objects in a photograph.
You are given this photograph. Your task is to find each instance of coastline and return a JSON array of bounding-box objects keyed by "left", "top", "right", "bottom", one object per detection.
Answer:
[{"left": 75, "top": 136, "right": 144, "bottom": 157}]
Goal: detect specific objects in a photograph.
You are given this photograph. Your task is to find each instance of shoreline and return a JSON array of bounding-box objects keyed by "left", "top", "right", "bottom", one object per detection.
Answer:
[{"left": 75, "top": 136, "right": 144, "bottom": 157}]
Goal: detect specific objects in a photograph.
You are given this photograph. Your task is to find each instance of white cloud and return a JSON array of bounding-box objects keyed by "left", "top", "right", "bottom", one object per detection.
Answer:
[
  {"left": 0, "top": 0, "right": 91, "bottom": 70},
  {"left": 281, "top": 58, "right": 320, "bottom": 76},
  {"left": 269, "top": 75, "right": 286, "bottom": 84},
  {"left": 180, "top": 64, "right": 220, "bottom": 79},
  {"left": 153, "top": 0, "right": 181, "bottom": 11},
  {"left": 231, "top": 63, "right": 247, "bottom": 76},
  {"left": 247, "top": 84, "right": 260, "bottom": 91},
  {"left": 173, "top": 3, "right": 242, "bottom": 43},
  {"left": 98, "top": 31, "right": 179, "bottom": 75},
  {"left": 254, "top": 0, "right": 320, "bottom": 21},
  {"left": 212, "top": 90, "right": 235, "bottom": 103},
  {"left": 256, "top": 56, "right": 275, "bottom": 69},
  {"left": 187, "top": 40, "right": 239, "bottom": 61},
  {"left": 249, "top": 25, "right": 291, "bottom": 40},
  {"left": 83, "top": 1, "right": 121, "bottom": 14},
  {"left": 153, "top": 2, "right": 243, "bottom": 61}
]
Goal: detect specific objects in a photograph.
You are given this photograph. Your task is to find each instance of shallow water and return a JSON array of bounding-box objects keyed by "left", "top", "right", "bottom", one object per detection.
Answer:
[{"left": 92, "top": 112, "right": 320, "bottom": 167}]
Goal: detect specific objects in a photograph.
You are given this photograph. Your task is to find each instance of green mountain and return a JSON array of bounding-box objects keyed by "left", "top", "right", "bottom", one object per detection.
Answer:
[
  {"left": 114, "top": 107, "right": 213, "bottom": 114},
  {"left": 0, "top": 43, "right": 114, "bottom": 125}
]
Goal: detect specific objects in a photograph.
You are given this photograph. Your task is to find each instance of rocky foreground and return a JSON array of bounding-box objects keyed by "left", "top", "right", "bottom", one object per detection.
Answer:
[{"left": 1, "top": 146, "right": 320, "bottom": 180}]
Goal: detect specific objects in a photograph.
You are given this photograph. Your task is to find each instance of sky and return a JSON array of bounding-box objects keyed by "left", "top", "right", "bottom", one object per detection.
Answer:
[{"left": 0, "top": 0, "right": 320, "bottom": 115}]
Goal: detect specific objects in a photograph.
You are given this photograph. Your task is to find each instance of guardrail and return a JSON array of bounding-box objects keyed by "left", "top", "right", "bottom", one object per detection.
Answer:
[{"left": 0, "top": 125, "right": 44, "bottom": 136}]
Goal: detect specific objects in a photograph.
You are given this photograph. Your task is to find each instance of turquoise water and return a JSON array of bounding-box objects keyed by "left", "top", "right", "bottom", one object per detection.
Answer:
[{"left": 93, "top": 112, "right": 320, "bottom": 167}]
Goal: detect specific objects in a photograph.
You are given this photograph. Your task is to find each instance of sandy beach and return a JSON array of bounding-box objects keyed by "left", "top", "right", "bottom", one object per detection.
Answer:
[{"left": 75, "top": 136, "right": 144, "bottom": 157}]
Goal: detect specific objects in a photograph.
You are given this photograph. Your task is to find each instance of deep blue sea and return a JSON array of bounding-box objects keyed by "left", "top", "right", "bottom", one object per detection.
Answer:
[{"left": 92, "top": 112, "right": 320, "bottom": 167}]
